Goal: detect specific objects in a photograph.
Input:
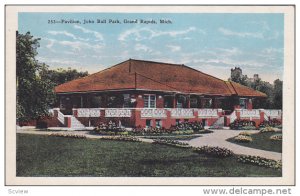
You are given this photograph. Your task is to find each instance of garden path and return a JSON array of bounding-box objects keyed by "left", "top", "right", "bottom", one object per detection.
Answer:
[{"left": 187, "top": 129, "right": 282, "bottom": 161}]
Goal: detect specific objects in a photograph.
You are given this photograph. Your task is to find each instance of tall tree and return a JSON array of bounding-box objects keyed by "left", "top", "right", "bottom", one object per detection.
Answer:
[
  {"left": 273, "top": 79, "right": 283, "bottom": 109},
  {"left": 17, "top": 32, "right": 56, "bottom": 122},
  {"left": 229, "top": 67, "right": 282, "bottom": 109},
  {"left": 39, "top": 65, "right": 88, "bottom": 86}
]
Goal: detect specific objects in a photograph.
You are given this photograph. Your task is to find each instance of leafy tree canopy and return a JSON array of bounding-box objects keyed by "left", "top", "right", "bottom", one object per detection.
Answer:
[
  {"left": 17, "top": 32, "right": 56, "bottom": 122},
  {"left": 229, "top": 67, "right": 282, "bottom": 109},
  {"left": 39, "top": 66, "right": 88, "bottom": 86}
]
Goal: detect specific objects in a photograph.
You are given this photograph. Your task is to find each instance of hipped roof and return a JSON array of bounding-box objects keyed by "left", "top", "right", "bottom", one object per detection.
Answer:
[{"left": 55, "top": 59, "right": 267, "bottom": 98}]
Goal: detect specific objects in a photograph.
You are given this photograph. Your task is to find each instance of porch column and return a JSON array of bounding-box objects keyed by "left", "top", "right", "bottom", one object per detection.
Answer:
[
  {"left": 187, "top": 95, "right": 190, "bottom": 108},
  {"left": 173, "top": 95, "right": 176, "bottom": 108},
  {"left": 247, "top": 98, "right": 253, "bottom": 109},
  {"left": 80, "top": 95, "right": 83, "bottom": 108}
]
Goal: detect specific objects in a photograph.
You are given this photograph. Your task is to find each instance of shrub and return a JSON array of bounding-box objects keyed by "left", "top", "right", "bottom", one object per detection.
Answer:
[
  {"left": 193, "top": 146, "right": 234, "bottom": 158},
  {"left": 93, "top": 121, "right": 129, "bottom": 135},
  {"left": 153, "top": 139, "right": 191, "bottom": 148},
  {"left": 259, "top": 119, "right": 282, "bottom": 128},
  {"left": 49, "top": 133, "right": 86, "bottom": 139},
  {"left": 233, "top": 135, "right": 253, "bottom": 143},
  {"left": 101, "top": 136, "right": 140, "bottom": 142},
  {"left": 260, "top": 126, "right": 276, "bottom": 133},
  {"left": 230, "top": 120, "right": 256, "bottom": 130},
  {"left": 241, "top": 126, "right": 257, "bottom": 130},
  {"left": 237, "top": 155, "right": 282, "bottom": 169},
  {"left": 270, "top": 134, "right": 282, "bottom": 141},
  {"left": 170, "top": 121, "right": 203, "bottom": 132}
]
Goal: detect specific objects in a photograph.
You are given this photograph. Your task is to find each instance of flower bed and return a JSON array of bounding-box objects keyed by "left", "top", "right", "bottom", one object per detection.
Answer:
[
  {"left": 259, "top": 119, "right": 282, "bottom": 129},
  {"left": 170, "top": 121, "right": 204, "bottom": 132},
  {"left": 259, "top": 126, "right": 276, "bottom": 133},
  {"left": 152, "top": 139, "right": 191, "bottom": 148},
  {"left": 237, "top": 155, "right": 282, "bottom": 169},
  {"left": 233, "top": 135, "right": 253, "bottom": 143},
  {"left": 101, "top": 136, "right": 141, "bottom": 142},
  {"left": 270, "top": 134, "right": 282, "bottom": 141},
  {"left": 230, "top": 120, "right": 257, "bottom": 130},
  {"left": 193, "top": 146, "right": 234, "bottom": 158},
  {"left": 49, "top": 133, "right": 86, "bottom": 139}
]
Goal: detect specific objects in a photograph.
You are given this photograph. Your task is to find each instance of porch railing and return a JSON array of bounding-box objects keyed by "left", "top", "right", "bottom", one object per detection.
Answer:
[
  {"left": 141, "top": 108, "right": 167, "bottom": 118},
  {"left": 197, "top": 108, "right": 219, "bottom": 117},
  {"left": 105, "top": 108, "right": 132, "bottom": 117},
  {"left": 169, "top": 108, "right": 194, "bottom": 118},
  {"left": 239, "top": 109, "right": 260, "bottom": 118},
  {"left": 264, "top": 109, "right": 282, "bottom": 119},
  {"left": 76, "top": 108, "right": 101, "bottom": 117},
  {"left": 57, "top": 110, "right": 65, "bottom": 125}
]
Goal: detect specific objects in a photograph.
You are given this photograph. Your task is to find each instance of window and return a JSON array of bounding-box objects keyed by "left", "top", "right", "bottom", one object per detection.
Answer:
[
  {"left": 155, "top": 120, "right": 162, "bottom": 128},
  {"left": 175, "top": 119, "right": 180, "bottom": 125},
  {"left": 190, "top": 97, "right": 198, "bottom": 108},
  {"left": 144, "top": 95, "right": 156, "bottom": 108},
  {"left": 146, "top": 119, "right": 152, "bottom": 127}
]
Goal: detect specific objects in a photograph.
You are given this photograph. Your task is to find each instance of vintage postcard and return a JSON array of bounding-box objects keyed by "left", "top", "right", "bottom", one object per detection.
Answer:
[{"left": 5, "top": 5, "right": 295, "bottom": 185}]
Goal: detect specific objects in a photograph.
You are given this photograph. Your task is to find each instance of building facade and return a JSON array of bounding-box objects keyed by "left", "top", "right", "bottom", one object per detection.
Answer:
[{"left": 49, "top": 59, "right": 281, "bottom": 129}]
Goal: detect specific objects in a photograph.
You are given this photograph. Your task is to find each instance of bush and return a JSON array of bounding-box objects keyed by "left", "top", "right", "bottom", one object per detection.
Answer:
[
  {"left": 170, "top": 121, "right": 203, "bottom": 132},
  {"left": 233, "top": 135, "right": 253, "bottom": 143},
  {"left": 93, "top": 121, "right": 129, "bottom": 135},
  {"left": 101, "top": 136, "right": 140, "bottom": 142},
  {"left": 237, "top": 155, "right": 282, "bottom": 169},
  {"left": 193, "top": 146, "right": 234, "bottom": 158},
  {"left": 270, "top": 134, "right": 282, "bottom": 141},
  {"left": 153, "top": 139, "right": 191, "bottom": 148},
  {"left": 260, "top": 126, "right": 276, "bottom": 133},
  {"left": 259, "top": 119, "right": 282, "bottom": 128},
  {"left": 241, "top": 126, "right": 257, "bottom": 130},
  {"left": 49, "top": 133, "right": 86, "bottom": 139},
  {"left": 230, "top": 120, "right": 256, "bottom": 130}
]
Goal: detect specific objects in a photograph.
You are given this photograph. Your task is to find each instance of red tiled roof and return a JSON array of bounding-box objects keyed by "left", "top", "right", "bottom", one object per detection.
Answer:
[{"left": 55, "top": 59, "right": 267, "bottom": 97}]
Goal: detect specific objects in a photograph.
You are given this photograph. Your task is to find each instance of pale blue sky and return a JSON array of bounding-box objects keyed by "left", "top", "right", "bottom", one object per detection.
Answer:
[{"left": 18, "top": 13, "right": 284, "bottom": 83}]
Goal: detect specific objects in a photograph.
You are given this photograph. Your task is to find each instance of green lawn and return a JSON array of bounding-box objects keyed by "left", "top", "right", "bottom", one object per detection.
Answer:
[
  {"left": 17, "top": 134, "right": 281, "bottom": 177},
  {"left": 227, "top": 132, "right": 282, "bottom": 153}
]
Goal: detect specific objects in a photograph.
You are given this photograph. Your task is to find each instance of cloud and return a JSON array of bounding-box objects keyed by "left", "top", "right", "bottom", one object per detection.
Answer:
[
  {"left": 42, "top": 38, "right": 103, "bottom": 52},
  {"left": 74, "top": 25, "right": 103, "bottom": 41},
  {"left": 118, "top": 27, "right": 198, "bottom": 41},
  {"left": 45, "top": 38, "right": 55, "bottom": 49},
  {"left": 134, "top": 43, "right": 153, "bottom": 52},
  {"left": 218, "top": 27, "right": 264, "bottom": 39},
  {"left": 48, "top": 30, "right": 77, "bottom": 40},
  {"left": 167, "top": 45, "right": 181, "bottom": 52},
  {"left": 48, "top": 30, "right": 89, "bottom": 41}
]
